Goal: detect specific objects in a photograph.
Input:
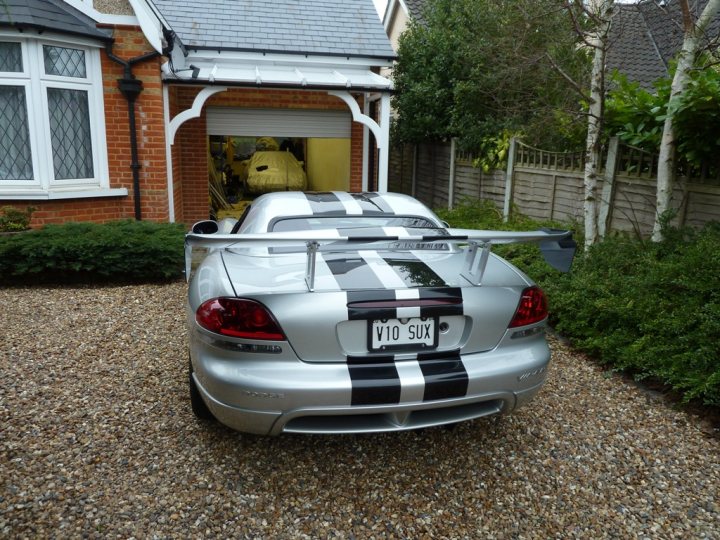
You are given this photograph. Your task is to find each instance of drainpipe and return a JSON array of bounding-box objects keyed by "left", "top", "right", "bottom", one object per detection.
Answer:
[{"left": 105, "top": 43, "right": 161, "bottom": 220}]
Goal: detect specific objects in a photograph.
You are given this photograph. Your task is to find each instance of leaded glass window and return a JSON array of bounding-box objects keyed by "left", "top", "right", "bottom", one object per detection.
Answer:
[
  {"left": 0, "top": 86, "right": 33, "bottom": 180},
  {"left": 0, "top": 38, "right": 107, "bottom": 194},
  {"left": 47, "top": 88, "right": 94, "bottom": 179},
  {"left": 0, "top": 42, "right": 23, "bottom": 72},
  {"left": 43, "top": 45, "right": 86, "bottom": 78}
]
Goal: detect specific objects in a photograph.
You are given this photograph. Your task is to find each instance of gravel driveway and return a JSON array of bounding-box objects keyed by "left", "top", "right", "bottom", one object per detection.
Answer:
[{"left": 1, "top": 283, "right": 718, "bottom": 539}]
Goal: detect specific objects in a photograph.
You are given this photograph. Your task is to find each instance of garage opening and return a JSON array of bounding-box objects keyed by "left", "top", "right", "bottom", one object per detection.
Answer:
[{"left": 206, "top": 107, "right": 352, "bottom": 219}]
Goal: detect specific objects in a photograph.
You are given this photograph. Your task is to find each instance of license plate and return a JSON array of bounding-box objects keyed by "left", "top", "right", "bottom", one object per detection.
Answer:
[{"left": 369, "top": 317, "right": 437, "bottom": 352}]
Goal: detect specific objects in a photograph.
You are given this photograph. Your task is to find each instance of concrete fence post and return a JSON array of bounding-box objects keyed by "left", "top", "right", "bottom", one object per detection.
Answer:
[
  {"left": 448, "top": 138, "right": 457, "bottom": 210},
  {"left": 503, "top": 137, "right": 517, "bottom": 222},
  {"left": 598, "top": 136, "right": 619, "bottom": 238}
]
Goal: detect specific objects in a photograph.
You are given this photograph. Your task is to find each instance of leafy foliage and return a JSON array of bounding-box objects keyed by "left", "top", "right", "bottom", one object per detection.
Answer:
[
  {"left": 606, "top": 65, "right": 720, "bottom": 172},
  {"left": 392, "top": 0, "right": 589, "bottom": 156},
  {"left": 605, "top": 73, "right": 670, "bottom": 149},
  {"left": 440, "top": 200, "right": 720, "bottom": 406},
  {"left": 0, "top": 220, "right": 186, "bottom": 285},
  {"left": 0, "top": 206, "right": 35, "bottom": 232}
]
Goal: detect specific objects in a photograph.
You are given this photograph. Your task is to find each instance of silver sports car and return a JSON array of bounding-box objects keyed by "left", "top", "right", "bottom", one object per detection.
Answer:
[{"left": 186, "top": 191, "right": 572, "bottom": 435}]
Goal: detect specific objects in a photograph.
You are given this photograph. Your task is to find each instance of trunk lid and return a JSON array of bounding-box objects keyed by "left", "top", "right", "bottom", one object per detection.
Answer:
[{"left": 221, "top": 248, "right": 529, "bottom": 362}]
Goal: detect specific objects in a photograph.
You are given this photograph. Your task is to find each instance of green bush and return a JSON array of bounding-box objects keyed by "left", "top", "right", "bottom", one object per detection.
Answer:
[
  {"left": 0, "top": 220, "right": 186, "bottom": 285},
  {"left": 0, "top": 206, "right": 35, "bottom": 232},
  {"left": 544, "top": 225, "right": 720, "bottom": 406},
  {"left": 440, "top": 200, "right": 720, "bottom": 406}
]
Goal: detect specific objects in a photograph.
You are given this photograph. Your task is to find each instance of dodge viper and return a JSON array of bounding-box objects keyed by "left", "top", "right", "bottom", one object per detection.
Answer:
[{"left": 185, "top": 191, "right": 573, "bottom": 435}]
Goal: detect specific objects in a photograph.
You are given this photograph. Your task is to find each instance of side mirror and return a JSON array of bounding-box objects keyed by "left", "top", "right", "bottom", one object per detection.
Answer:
[{"left": 191, "top": 220, "right": 219, "bottom": 235}]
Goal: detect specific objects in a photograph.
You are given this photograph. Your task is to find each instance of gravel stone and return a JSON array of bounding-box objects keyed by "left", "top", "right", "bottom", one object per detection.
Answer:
[{"left": 1, "top": 283, "right": 718, "bottom": 538}]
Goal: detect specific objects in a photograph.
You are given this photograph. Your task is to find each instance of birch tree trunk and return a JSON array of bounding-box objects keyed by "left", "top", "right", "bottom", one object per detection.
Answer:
[
  {"left": 583, "top": 0, "right": 613, "bottom": 250},
  {"left": 652, "top": 0, "right": 720, "bottom": 242}
]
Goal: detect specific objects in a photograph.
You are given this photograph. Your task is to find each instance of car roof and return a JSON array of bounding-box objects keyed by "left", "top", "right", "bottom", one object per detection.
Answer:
[{"left": 238, "top": 191, "right": 441, "bottom": 233}]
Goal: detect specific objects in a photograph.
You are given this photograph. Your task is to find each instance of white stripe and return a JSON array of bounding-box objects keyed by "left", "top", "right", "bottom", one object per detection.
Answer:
[
  {"left": 382, "top": 226, "right": 412, "bottom": 238},
  {"left": 395, "top": 360, "right": 426, "bottom": 403},
  {"left": 334, "top": 191, "right": 364, "bottom": 215},
  {"left": 359, "top": 250, "right": 407, "bottom": 289},
  {"left": 396, "top": 306, "right": 422, "bottom": 318},
  {"left": 315, "top": 253, "right": 343, "bottom": 290},
  {"left": 380, "top": 194, "right": 410, "bottom": 215},
  {"left": 396, "top": 289, "right": 420, "bottom": 300},
  {"left": 285, "top": 192, "right": 313, "bottom": 216}
]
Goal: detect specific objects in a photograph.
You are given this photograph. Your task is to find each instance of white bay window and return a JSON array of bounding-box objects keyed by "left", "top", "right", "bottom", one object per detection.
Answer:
[{"left": 0, "top": 35, "right": 123, "bottom": 200}]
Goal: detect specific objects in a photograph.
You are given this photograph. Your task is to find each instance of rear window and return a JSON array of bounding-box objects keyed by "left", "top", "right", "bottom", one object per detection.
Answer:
[{"left": 271, "top": 216, "right": 439, "bottom": 232}]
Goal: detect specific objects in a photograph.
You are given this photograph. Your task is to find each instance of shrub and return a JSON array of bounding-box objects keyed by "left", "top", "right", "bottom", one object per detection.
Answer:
[
  {"left": 0, "top": 220, "right": 186, "bottom": 285},
  {"left": 440, "top": 199, "right": 720, "bottom": 406},
  {"left": 0, "top": 206, "right": 35, "bottom": 232},
  {"left": 545, "top": 225, "right": 720, "bottom": 406}
]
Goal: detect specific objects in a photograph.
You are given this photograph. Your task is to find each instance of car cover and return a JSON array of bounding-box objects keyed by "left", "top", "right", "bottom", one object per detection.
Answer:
[{"left": 246, "top": 151, "right": 308, "bottom": 193}]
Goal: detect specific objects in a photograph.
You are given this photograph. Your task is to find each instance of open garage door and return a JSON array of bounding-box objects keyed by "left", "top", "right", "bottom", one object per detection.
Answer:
[
  {"left": 206, "top": 108, "right": 351, "bottom": 138},
  {"left": 206, "top": 107, "right": 352, "bottom": 196}
]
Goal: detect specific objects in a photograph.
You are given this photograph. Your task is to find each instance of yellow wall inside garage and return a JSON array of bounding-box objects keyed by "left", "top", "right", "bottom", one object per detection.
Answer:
[{"left": 306, "top": 138, "right": 351, "bottom": 191}]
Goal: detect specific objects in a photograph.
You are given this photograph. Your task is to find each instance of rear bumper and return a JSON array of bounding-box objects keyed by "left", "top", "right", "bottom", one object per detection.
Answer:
[{"left": 190, "top": 329, "right": 551, "bottom": 435}]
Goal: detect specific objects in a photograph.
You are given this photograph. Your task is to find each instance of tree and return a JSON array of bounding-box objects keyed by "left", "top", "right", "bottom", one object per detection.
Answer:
[
  {"left": 392, "top": 0, "right": 588, "bottom": 156},
  {"left": 653, "top": 0, "right": 720, "bottom": 241},
  {"left": 567, "top": 0, "right": 615, "bottom": 249}
]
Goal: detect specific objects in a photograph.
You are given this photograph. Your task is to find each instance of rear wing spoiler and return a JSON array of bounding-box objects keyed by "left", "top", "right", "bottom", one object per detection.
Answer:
[{"left": 185, "top": 222, "right": 575, "bottom": 290}]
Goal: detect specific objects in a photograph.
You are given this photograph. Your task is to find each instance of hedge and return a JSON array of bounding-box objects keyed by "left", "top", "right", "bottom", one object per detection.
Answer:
[
  {"left": 439, "top": 199, "right": 720, "bottom": 406},
  {"left": 0, "top": 220, "right": 186, "bottom": 285}
]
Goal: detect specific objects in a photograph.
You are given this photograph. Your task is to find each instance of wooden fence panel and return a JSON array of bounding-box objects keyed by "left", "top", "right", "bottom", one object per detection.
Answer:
[
  {"left": 513, "top": 170, "right": 556, "bottom": 221},
  {"left": 453, "top": 162, "right": 505, "bottom": 207},
  {"left": 609, "top": 178, "right": 658, "bottom": 236},
  {"left": 388, "top": 144, "right": 414, "bottom": 194},
  {"left": 387, "top": 139, "right": 719, "bottom": 237},
  {"left": 552, "top": 175, "right": 585, "bottom": 223},
  {"left": 683, "top": 184, "right": 720, "bottom": 228}
]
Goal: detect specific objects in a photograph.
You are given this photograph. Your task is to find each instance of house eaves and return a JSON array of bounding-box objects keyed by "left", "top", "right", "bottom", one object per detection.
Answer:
[
  {"left": 0, "top": 0, "right": 112, "bottom": 42},
  {"left": 162, "top": 49, "right": 393, "bottom": 92}
]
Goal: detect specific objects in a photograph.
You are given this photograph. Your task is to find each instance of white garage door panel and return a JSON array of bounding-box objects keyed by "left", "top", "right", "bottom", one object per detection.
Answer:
[{"left": 206, "top": 108, "right": 351, "bottom": 138}]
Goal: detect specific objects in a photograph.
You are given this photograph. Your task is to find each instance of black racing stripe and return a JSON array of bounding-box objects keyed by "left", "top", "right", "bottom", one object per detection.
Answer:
[
  {"left": 347, "top": 355, "right": 395, "bottom": 365},
  {"left": 324, "top": 253, "right": 385, "bottom": 292},
  {"left": 346, "top": 290, "right": 399, "bottom": 321},
  {"left": 346, "top": 356, "right": 401, "bottom": 405},
  {"left": 358, "top": 192, "right": 395, "bottom": 214},
  {"left": 419, "top": 287, "right": 464, "bottom": 318},
  {"left": 304, "top": 192, "right": 345, "bottom": 215},
  {"left": 381, "top": 252, "right": 446, "bottom": 288},
  {"left": 417, "top": 350, "right": 468, "bottom": 401}
]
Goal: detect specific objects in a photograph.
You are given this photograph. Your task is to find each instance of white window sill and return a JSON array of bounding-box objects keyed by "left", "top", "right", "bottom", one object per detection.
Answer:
[{"left": 0, "top": 188, "right": 129, "bottom": 201}]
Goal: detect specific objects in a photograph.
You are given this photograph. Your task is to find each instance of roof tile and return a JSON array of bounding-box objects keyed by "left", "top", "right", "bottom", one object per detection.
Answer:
[{"left": 153, "top": 0, "right": 395, "bottom": 58}]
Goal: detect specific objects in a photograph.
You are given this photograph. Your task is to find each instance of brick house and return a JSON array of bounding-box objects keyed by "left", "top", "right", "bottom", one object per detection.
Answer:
[{"left": 0, "top": 0, "right": 395, "bottom": 227}]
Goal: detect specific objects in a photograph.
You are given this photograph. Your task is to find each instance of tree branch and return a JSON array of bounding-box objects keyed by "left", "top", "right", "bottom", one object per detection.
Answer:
[{"left": 545, "top": 52, "right": 592, "bottom": 101}]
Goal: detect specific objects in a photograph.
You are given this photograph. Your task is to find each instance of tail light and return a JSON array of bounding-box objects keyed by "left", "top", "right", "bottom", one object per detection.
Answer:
[
  {"left": 509, "top": 286, "right": 548, "bottom": 328},
  {"left": 196, "top": 298, "right": 285, "bottom": 340}
]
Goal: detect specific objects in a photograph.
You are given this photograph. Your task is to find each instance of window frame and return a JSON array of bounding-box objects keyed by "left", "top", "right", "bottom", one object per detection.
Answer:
[{"left": 0, "top": 31, "right": 113, "bottom": 199}]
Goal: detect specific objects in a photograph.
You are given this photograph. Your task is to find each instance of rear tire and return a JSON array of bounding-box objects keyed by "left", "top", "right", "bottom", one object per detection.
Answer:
[{"left": 189, "top": 357, "right": 214, "bottom": 420}]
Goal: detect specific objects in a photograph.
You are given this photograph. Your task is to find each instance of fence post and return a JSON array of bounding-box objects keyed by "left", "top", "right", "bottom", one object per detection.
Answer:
[
  {"left": 411, "top": 144, "right": 418, "bottom": 197},
  {"left": 503, "top": 137, "right": 517, "bottom": 222},
  {"left": 598, "top": 136, "right": 619, "bottom": 238},
  {"left": 448, "top": 138, "right": 457, "bottom": 210}
]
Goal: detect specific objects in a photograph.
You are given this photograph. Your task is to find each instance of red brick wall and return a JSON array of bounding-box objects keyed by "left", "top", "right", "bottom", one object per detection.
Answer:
[
  {"left": 2, "top": 26, "right": 375, "bottom": 229},
  {"left": 172, "top": 87, "right": 367, "bottom": 225},
  {"left": 102, "top": 26, "right": 168, "bottom": 222},
  {"left": 1, "top": 26, "right": 169, "bottom": 228}
]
